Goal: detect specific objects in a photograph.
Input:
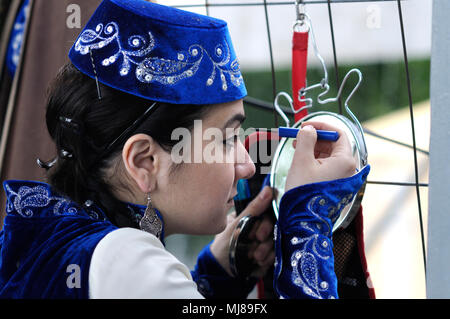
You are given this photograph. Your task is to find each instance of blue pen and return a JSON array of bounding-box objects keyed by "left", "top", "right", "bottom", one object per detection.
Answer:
[
  {"left": 256, "top": 127, "right": 339, "bottom": 141},
  {"left": 278, "top": 127, "right": 339, "bottom": 141}
]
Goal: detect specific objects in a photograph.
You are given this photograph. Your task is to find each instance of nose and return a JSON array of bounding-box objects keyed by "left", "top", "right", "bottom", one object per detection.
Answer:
[{"left": 234, "top": 139, "right": 256, "bottom": 180}]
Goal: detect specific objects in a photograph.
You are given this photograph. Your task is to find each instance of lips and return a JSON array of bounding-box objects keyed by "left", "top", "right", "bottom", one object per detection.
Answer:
[{"left": 227, "top": 193, "right": 238, "bottom": 205}]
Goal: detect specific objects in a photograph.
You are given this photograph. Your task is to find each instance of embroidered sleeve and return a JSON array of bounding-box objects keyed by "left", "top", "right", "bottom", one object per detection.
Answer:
[
  {"left": 190, "top": 242, "right": 257, "bottom": 299},
  {"left": 273, "top": 166, "right": 370, "bottom": 299}
]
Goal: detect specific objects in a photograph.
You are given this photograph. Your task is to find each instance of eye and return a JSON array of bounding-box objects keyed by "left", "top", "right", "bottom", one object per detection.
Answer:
[{"left": 223, "top": 135, "right": 238, "bottom": 148}]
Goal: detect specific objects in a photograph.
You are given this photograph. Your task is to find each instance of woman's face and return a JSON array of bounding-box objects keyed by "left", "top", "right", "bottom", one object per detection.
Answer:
[{"left": 152, "top": 99, "right": 255, "bottom": 236}]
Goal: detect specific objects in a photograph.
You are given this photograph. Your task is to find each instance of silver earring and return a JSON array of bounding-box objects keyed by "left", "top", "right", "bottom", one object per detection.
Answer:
[{"left": 139, "top": 193, "right": 162, "bottom": 239}]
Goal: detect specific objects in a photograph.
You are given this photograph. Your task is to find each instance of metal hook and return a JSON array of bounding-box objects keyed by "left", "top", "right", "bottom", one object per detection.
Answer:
[
  {"left": 296, "top": 14, "right": 329, "bottom": 109},
  {"left": 293, "top": 1, "right": 309, "bottom": 33},
  {"left": 317, "top": 68, "right": 366, "bottom": 146},
  {"left": 274, "top": 92, "right": 293, "bottom": 127},
  {"left": 317, "top": 69, "right": 361, "bottom": 114},
  {"left": 294, "top": 0, "right": 306, "bottom": 28},
  {"left": 273, "top": 11, "right": 331, "bottom": 124}
]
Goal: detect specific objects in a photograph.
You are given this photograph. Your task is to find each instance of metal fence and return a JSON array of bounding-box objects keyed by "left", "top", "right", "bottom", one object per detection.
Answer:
[{"left": 162, "top": 0, "right": 435, "bottom": 298}]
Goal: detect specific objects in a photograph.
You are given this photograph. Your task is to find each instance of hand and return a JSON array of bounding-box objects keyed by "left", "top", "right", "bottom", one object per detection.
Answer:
[
  {"left": 210, "top": 186, "right": 275, "bottom": 278},
  {"left": 284, "top": 121, "right": 357, "bottom": 192}
]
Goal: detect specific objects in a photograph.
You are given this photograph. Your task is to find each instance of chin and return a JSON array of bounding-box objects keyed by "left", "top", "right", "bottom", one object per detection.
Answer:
[
  {"left": 201, "top": 222, "right": 227, "bottom": 235},
  {"left": 185, "top": 221, "right": 226, "bottom": 236},
  {"left": 215, "top": 222, "right": 228, "bottom": 234},
  {"left": 186, "top": 208, "right": 229, "bottom": 235},
  {"left": 209, "top": 217, "right": 228, "bottom": 235}
]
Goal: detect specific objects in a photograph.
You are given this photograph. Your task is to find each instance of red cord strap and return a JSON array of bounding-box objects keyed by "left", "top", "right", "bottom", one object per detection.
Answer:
[{"left": 292, "top": 30, "right": 309, "bottom": 123}]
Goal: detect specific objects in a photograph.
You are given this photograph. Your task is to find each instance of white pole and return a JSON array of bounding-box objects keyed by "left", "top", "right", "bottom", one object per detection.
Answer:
[{"left": 426, "top": 0, "right": 450, "bottom": 299}]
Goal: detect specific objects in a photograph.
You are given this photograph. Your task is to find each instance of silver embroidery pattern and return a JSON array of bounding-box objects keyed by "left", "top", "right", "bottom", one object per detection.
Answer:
[
  {"left": 289, "top": 196, "right": 337, "bottom": 299},
  {"left": 328, "top": 193, "right": 354, "bottom": 224},
  {"left": 275, "top": 191, "right": 357, "bottom": 299},
  {"left": 290, "top": 235, "right": 333, "bottom": 299},
  {"left": 5, "top": 184, "right": 102, "bottom": 220},
  {"left": 74, "top": 21, "right": 243, "bottom": 91}
]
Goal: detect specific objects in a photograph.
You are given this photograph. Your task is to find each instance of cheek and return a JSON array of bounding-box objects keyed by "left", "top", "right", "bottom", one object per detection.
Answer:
[
  {"left": 166, "top": 163, "right": 235, "bottom": 234},
  {"left": 189, "top": 163, "right": 235, "bottom": 212},
  {"left": 192, "top": 164, "right": 236, "bottom": 231},
  {"left": 208, "top": 163, "right": 235, "bottom": 192}
]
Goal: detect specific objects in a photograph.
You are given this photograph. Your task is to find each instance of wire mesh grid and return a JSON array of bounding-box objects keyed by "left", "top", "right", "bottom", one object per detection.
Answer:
[{"left": 160, "top": 0, "right": 431, "bottom": 298}]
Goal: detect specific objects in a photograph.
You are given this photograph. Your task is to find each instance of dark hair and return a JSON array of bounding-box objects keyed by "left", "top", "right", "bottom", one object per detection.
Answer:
[{"left": 44, "top": 62, "right": 209, "bottom": 227}]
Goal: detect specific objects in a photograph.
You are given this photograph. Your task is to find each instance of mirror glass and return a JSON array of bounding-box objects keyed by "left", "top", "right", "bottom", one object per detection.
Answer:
[{"left": 270, "top": 111, "right": 367, "bottom": 232}]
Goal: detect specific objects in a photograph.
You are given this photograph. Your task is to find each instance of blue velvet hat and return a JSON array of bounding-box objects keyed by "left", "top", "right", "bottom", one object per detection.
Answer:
[{"left": 69, "top": 0, "right": 247, "bottom": 105}]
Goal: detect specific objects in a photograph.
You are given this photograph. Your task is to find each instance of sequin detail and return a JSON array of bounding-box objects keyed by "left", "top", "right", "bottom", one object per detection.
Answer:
[
  {"left": 4, "top": 184, "right": 103, "bottom": 220},
  {"left": 74, "top": 21, "right": 243, "bottom": 91},
  {"left": 289, "top": 233, "right": 334, "bottom": 299},
  {"left": 286, "top": 195, "right": 345, "bottom": 299}
]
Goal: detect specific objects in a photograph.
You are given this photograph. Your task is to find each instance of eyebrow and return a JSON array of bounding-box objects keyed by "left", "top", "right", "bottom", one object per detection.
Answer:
[{"left": 222, "top": 113, "right": 246, "bottom": 130}]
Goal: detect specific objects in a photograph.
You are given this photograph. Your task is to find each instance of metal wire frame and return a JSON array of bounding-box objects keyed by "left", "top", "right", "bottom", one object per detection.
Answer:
[
  {"left": 396, "top": 0, "right": 427, "bottom": 274},
  {"left": 244, "top": 96, "right": 430, "bottom": 157},
  {"left": 175, "top": 0, "right": 404, "bottom": 10},
  {"left": 174, "top": 0, "right": 428, "bottom": 276}
]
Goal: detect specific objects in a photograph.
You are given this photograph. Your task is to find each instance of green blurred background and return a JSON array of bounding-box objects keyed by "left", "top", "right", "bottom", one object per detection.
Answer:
[{"left": 242, "top": 59, "right": 430, "bottom": 130}]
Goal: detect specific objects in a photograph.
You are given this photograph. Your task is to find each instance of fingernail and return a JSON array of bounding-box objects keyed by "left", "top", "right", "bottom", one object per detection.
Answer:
[
  {"left": 259, "top": 186, "right": 271, "bottom": 200},
  {"left": 303, "top": 125, "right": 314, "bottom": 131}
]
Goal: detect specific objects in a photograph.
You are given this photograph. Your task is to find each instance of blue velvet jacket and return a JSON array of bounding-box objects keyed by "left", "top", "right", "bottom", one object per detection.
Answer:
[{"left": 0, "top": 166, "right": 369, "bottom": 299}]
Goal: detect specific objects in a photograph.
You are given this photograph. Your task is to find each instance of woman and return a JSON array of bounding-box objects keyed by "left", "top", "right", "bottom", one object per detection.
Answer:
[{"left": 0, "top": 0, "right": 369, "bottom": 299}]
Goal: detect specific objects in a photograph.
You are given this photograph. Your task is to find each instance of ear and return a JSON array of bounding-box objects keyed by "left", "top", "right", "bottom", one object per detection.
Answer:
[{"left": 122, "top": 134, "right": 160, "bottom": 193}]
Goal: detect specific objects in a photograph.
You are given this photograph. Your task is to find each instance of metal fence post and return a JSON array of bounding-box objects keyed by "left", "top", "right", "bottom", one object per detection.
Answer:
[{"left": 427, "top": 0, "right": 450, "bottom": 299}]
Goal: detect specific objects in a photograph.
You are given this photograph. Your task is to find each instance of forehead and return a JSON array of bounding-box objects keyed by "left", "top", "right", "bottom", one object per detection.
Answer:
[{"left": 202, "top": 100, "right": 245, "bottom": 127}]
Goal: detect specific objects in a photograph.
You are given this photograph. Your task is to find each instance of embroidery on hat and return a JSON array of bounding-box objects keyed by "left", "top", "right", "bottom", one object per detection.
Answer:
[
  {"left": 135, "top": 44, "right": 203, "bottom": 86},
  {"left": 74, "top": 21, "right": 243, "bottom": 91}
]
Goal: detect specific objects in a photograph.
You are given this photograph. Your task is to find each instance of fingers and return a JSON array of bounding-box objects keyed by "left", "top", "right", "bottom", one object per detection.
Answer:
[
  {"left": 240, "top": 193, "right": 275, "bottom": 277},
  {"left": 301, "top": 121, "right": 356, "bottom": 179},
  {"left": 259, "top": 250, "right": 275, "bottom": 268},
  {"left": 300, "top": 120, "right": 341, "bottom": 133},
  {"left": 286, "top": 120, "right": 359, "bottom": 190},
  {"left": 228, "top": 210, "right": 237, "bottom": 221},
  {"left": 250, "top": 215, "right": 275, "bottom": 275},
  {"left": 292, "top": 125, "right": 317, "bottom": 163},
  {"left": 210, "top": 188, "right": 275, "bottom": 278},
  {"left": 250, "top": 242, "right": 275, "bottom": 278},
  {"left": 242, "top": 186, "right": 273, "bottom": 218},
  {"left": 300, "top": 121, "right": 353, "bottom": 161},
  {"left": 255, "top": 215, "right": 273, "bottom": 242},
  {"left": 253, "top": 240, "right": 273, "bottom": 264},
  {"left": 223, "top": 186, "right": 272, "bottom": 237}
]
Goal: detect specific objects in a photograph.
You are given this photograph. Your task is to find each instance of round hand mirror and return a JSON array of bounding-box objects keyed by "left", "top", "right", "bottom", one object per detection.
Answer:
[{"left": 270, "top": 111, "right": 368, "bottom": 232}]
